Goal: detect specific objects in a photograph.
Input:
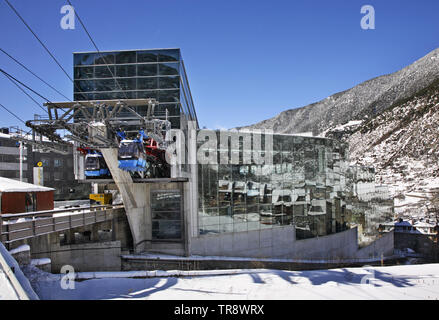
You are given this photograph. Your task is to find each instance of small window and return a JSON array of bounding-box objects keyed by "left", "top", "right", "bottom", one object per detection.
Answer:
[
  {"left": 54, "top": 159, "right": 63, "bottom": 167},
  {"left": 151, "top": 190, "right": 182, "bottom": 240}
]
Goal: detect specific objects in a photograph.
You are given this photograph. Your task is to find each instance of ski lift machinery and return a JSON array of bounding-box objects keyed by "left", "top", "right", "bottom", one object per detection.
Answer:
[{"left": 24, "top": 98, "right": 172, "bottom": 179}]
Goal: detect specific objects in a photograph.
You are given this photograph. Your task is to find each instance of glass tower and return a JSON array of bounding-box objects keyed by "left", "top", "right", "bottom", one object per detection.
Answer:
[{"left": 73, "top": 48, "right": 197, "bottom": 129}]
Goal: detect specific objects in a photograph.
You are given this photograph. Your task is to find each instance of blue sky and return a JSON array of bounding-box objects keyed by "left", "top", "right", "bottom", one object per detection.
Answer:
[{"left": 0, "top": 0, "right": 438, "bottom": 130}]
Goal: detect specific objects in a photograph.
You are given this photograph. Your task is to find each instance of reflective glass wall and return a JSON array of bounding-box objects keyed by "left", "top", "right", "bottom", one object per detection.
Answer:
[
  {"left": 73, "top": 49, "right": 197, "bottom": 129},
  {"left": 346, "top": 165, "right": 394, "bottom": 245},
  {"left": 197, "top": 131, "right": 351, "bottom": 239}
]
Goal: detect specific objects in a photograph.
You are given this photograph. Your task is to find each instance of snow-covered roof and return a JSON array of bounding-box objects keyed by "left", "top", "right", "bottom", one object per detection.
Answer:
[
  {"left": 413, "top": 221, "right": 435, "bottom": 228},
  {"left": 0, "top": 177, "right": 54, "bottom": 193}
]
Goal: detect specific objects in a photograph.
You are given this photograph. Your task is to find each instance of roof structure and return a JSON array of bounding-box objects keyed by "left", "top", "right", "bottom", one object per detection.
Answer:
[{"left": 0, "top": 177, "right": 54, "bottom": 193}]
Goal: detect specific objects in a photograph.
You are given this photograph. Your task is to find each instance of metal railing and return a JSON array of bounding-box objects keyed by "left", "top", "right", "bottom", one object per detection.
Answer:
[{"left": 0, "top": 204, "right": 124, "bottom": 244}]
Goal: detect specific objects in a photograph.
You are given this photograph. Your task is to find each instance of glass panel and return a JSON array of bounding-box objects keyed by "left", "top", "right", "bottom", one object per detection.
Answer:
[
  {"left": 94, "top": 52, "right": 115, "bottom": 64},
  {"left": 94, "top": 91, "right": 134, "bottom": 100},
  {"left": 159, "top": 63, "right": 179, "bottom": 75},
  {"left": 117, "top": 78, "right": 136, "bottom": 91},
  {"left": 74, "top": 66, "right": 93, "bottom": 79},
  {"left": 158, "top": 49, "right": 180, "bottom": 62},
  {"left": 74, "top": 92, "right": 93, "bottom": 100},
  {"left": 151, "top": 191, "right": 181, "bottom": 240},
  {"left": 169, "top": 117, "right": 180, "bottom": 128},
  {"left": 94, "top": 65, "right": 115, "bottom": 78},
  {"left": 137, "top": 77, "right": 158, "bottom": 90},
  {"left": 116, "top": 65, "right": 136, "bottom": 77},
  {"left": 137, "top": 90, "right": 157, "bottom": 100},
  {"left": 152, "top": 221, "right": 181, "bottom": 239},
  {"left": 159, "top": 76, "right": 180, "bottom": 89},
  {"left": 155, "top": 104, "right": 180, "bottom": 116},
  {"left": 138, "top": 64, "right": 158, "bottom": 76},
  {"left": 75, "top": 80, "right": 95, "bottom": 92},
  {"left": 158, "top": 89, "right": 180, "bottom": 103},
  {"left": 138, "top": 50, "right": 158, "bottom": 63},
  {"left": 74, "top": 53, "right": 96, "bottom": 66},
  {"left": 95, "top": 79, "right": 116, "bottom": 91},
  {"left": 115, "top": 51, "right": 136, "bottom": 64}
]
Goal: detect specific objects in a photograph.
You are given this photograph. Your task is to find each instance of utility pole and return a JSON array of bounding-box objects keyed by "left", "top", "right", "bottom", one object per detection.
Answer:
[{"left": 19, "top": 141, "right": 23, "bottom": 182}]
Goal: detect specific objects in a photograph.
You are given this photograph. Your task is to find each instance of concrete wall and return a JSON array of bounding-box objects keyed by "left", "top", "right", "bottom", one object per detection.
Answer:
[
  {"left": 394, "top": 232, "right": 439, "bottom": 261},
  {"left": 190, "top": 226, "right": 395, "bottom": 261},
  {"left": 190, "top": 226, "right": 296, "bottom": 259},
  {"left": 31, "top": 240, "right": 122, "bottom": 273},
  {"left": 356, "top": 230, "right": 394, "bottom": 260}
]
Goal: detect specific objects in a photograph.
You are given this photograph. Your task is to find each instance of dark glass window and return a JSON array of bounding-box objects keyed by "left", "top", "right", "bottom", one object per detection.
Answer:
[
  {"left": 138, "top": 50, "right": 158, "bottom": 63},
  {"left": 169, "top": 117, "right": 180, "bottom": 128},
  {"left": 54, "top": 159, "right": 63, "bottom": 167},
  {"left": 94, "top": 65, "right": 115, "bottom": 78},
  {"left": 159, "top": 63, "right": 179, "bottom": 75},
  {"left": 137, "top": 77, "right": 158, "bottom": 90},
  {"left": 117, "top": 78, "right": 136, "bottom": 90},
  {"left": 95, "top": 79, "right": 116, "bottom": 91},
  {"left": 151, "top": 191, "right": 182, "bottom": 240},
  {"left": 95, "top": 91, "right": 136, "bottom": 100},
  {"left": 74, "top": 66, "right": 94, "bottom": 79},
  {"left": 75, "top": 80, "right": 95, "bottom": 92},
  {"left": 138, "top": 64, "right": 158, "bottom": 76},
  {"left": 158, "top": 49, "right": 180, "bottom": 62},
  {"left": 155, "top": 104, "right": 180, "bottom": 116},
  {"left": 158, "top": 89, "right": 180, "bottom": 103},
  {"left": 74, "top": 92, "right": 94, "bottom": 100},
  {"left": 94, "top": 52, "right": 115, "bottom": 65},
  {"left": 115, "top": 51, "right": 136, "bottom": 64},
  {"left": 137, "top": 90, "right": 157, "bottom": 100},
  {"left": 92, "top": 92, "right": 113, "bottom": 100},
  {"left": 159, "top": 76, "right": 180, "bottom": 89},
  {"left": 116, "top": 65, "right": 136, "bottom": 77},
  {"left": 74, "top": 53, "right": 96, "bottom": 66}
]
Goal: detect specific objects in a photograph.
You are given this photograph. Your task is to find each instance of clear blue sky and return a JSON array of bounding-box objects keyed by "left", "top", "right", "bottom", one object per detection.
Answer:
[{"left": 0, "top": 0, "right": 438, "bottom": 130}]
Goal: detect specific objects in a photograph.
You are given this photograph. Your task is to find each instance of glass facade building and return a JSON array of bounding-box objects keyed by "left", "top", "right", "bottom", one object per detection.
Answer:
[
  {"left": 73, "top": 48, "right": 197, "bottom": 129},
  {"left": 197, "top": 131, "right": 352, "bottom": 239}
]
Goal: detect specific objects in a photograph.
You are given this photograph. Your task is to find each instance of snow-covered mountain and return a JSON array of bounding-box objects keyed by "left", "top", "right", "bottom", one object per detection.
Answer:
[
  {"left": 241, "top": 48, "right": 439, "bottom": 136},
  {"left": 244, "top": 48, "right": 439, "bottom": 217},
  {"left": 328, "top": 79, "right": 439, "bottom": 217}
]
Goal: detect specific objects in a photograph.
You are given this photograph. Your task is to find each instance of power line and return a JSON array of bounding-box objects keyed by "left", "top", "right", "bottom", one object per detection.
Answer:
[
  {"left": 0, "top": 47, "right": 71, "bottom": 101},
  {"left": 0, "top": 101, "right": 26, "bottom": 125},
  {"left": 0, "top": 67, "right": 52, "bottom": 103},
  {"left": 3, "top": 0, "right": 74, "bottom": 83},
  {"left": 1, "top": 71, "right": 47, "bottom": 113},
  {"left": 66, "top": 0, "right": 129, "bottom": 100}
]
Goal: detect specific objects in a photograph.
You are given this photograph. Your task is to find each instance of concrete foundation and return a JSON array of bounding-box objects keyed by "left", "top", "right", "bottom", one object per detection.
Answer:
[{"left": 189, "top": 226, "right": 394, "bottom": 261}]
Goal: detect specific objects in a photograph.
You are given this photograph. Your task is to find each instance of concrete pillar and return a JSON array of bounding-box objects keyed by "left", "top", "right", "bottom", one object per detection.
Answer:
[
  {"left": 67, "top": 229, "right": 75, "bottom": 244},
  {"left": 91, "top": 224, "right": 100, "bottom": 242},
  {"left": 100, "top": 148, "right": 148, "bottom": 253}
]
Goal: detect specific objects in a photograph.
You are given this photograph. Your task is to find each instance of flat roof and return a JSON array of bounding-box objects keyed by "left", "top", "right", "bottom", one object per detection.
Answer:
[
  {"left": 73, "top": 48, "right": 181, "bottom": 54},
  {"left": 0, "top": 177, "right": 54, "bottom": 193}
]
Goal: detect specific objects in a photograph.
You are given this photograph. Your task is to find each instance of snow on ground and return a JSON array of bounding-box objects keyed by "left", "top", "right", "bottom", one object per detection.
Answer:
[
  {"left": 0, "top": 271, "right": 20, "bottom": 300},
  {"left": 30, "top": 264, "right": 439, "bottom": 300}
]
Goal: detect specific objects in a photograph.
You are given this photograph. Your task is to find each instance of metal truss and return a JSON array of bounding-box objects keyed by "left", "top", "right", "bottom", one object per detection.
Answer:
[{"left": 25, "top": 98, "right": 171, "bottom": 151}]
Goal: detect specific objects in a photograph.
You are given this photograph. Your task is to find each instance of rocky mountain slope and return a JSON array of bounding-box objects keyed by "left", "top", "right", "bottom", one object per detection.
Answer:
[
  {"left": 329, "top": 79, "right": 439, "bottom": 217},
  {"left": 241, "top": 48, "right": 439, "bottom": 136}
]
